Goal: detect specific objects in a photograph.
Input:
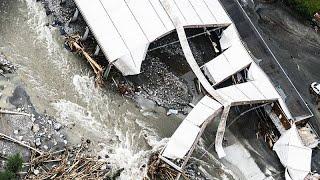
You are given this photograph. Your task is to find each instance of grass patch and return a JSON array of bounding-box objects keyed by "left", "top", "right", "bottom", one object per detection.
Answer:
[
  {"left": 285, "top": 0, "right": 320, "bottom": 17},
  {"left": 0, "top": 153, "right": 23, "bottom": 180}
]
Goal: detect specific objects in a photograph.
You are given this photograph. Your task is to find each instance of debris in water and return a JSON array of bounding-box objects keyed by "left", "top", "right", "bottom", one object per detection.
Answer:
[
  {"left": 167, "top": 109, "right": 179, "bottom": 116},
  {"left": 65, "top": 35, "right": 105, "bottom": 87},
  {"left": 25, "top": 142, "right": 115, "bottom": 179}
]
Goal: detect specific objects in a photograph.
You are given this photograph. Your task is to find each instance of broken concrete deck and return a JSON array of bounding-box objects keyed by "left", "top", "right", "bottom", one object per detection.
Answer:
[{"left": 220, "top": 0, "right": 313, "bottom": 122}]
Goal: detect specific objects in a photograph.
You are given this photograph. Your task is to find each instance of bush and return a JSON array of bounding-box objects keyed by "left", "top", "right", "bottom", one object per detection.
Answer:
[
  {"left": 5, "top": 153, "right": 23, "bottom": 173},
  {"left": 0, "top": 153, "right": 24, "bottom": 180},
  {"left": 285, "top": 0, "right": 320, "bottom": 17},
  {"left": 0, "top": 170, "right": 15, "bottom": 180}
]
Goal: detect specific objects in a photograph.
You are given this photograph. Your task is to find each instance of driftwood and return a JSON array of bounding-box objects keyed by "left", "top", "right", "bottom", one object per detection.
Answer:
[
  {"left": 0, "top": 132, "right": 43, "bottom": 155},
  {"left": 146, "top": 153, "right": 190, "bottom": 180},
  {"left": 0, "top": 109, "right": 31, "bottom": 117},
  {"left": 24, "top": 143, "right": 118, "bottom": 180},
  {"left": 65, "top": 35, "right": 105, "bottom": 86}
]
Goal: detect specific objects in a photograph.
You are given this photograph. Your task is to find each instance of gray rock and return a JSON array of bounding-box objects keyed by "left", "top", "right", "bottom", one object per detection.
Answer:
[
  {"left": 53, "top": 139, "right": 58, "bottom": 146},
  {"left": 167, "top": 109, "right": 178, "bottom": 116},
  {"left": 100, "top": 164, "right": 107, "bottom": 170},
  {"left": 32, "top": 124, "right": 40, "bottom": 133},
  {"left": 33, "top": 169, "right": 40, "bottom": 175},
  {"left": 53, "top": 123, "right": 62, "bottom": 131},
  {"left": 17, "top": 136, "right": 23, "bottom": 141},
  {"left": 13, "top": 129, "right": 19, "bottom": 135},
  {"left": 35, "top": 138, "right": 41, "bottom": 146},
  {"left": 31, "top": 116, "right": 36, "bottom": 122}
]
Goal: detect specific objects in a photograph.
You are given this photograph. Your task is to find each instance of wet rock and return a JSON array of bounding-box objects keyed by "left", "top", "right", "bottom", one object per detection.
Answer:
[
  {"left": 31, "top": 116, "right": 36, "bottom": 123},
  {"left": 33, "top": 169, "right": 40, "bottom": 175},
  {"left": 35, "top": 138, "right": 41, "bottom": 146},
  {"left": 108, "top": 168, "right": 124, "bottom": 179},
  {"left": 0, "top": 53, "right": 16, "bottom": 73},
  {"left": 100, "top": 164, "right": 107, "bottom": 170},
  {"left": 17, "top": 136, "right": 23, "bottom": 141},
  {"left": 166, "top": 109, "right": 178, "bottom": 116},
  {"left": 53, "top": 139, "right": 58, "bottom": 146},
  {"left": 53, "top": 122, "right": 62, "bottom": 131}
]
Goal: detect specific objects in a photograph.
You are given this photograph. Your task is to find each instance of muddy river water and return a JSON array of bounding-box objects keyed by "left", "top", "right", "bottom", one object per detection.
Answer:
[{"left": 0, "top": 0, "right": 237, "bottom": 179}]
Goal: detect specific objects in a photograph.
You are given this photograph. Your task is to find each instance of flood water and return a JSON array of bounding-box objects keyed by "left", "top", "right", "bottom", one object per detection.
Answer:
[{"left": 0, "top": 0, "right": 239, "bottom": 179}]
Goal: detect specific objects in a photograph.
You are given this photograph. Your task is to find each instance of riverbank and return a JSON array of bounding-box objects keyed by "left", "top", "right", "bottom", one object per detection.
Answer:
[{"left": 0, "top": 54, "right": 123, "bottom": 178}]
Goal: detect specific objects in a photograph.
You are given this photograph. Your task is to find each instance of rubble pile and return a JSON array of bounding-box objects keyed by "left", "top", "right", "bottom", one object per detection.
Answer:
[
  {"left": 139, "top": 57, "right": 192, "bottom": 109},
  {"left": 41, "top": 0, "right": 76, "bottom": 24},
  {"left": 147, "top": 153, "right": 207, "bottom": 180}
]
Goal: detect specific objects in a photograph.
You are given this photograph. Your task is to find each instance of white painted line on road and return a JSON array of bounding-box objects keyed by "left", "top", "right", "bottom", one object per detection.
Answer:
[{"left": 232, "top": 0, "right": 313, "bottom": 117}]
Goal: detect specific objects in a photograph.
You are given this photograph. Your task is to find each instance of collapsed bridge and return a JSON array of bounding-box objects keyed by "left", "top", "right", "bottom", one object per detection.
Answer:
[{"left": 69, "top": 0, "right": 317, "bottom": 179}]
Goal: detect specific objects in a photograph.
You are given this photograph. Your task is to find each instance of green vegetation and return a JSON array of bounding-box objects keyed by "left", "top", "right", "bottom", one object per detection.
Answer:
[
  {"left": 0, "top": 171, "right": 15, "bottom": 180},
  {"left": 285, "top": 0, "right": 320, "bottom": 18},
  {"left": 0, "top": 153, "right": 23, "bottom": 180}
]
